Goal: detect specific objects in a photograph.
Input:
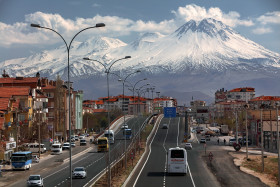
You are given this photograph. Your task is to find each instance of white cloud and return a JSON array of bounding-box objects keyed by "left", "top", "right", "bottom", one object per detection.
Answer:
[
  {"left": 0, "top": 4, "right": 255, "bottom": 47},
  {"left": 252, "top": 27, "right": 273, "bottom": 35},
  {"left": 0, "top": 11, "right": 175, "bottom": 47},
  {"left": 171, "top": 4, "right": 254, "bottom": 27},
  {"left": 92, "top": 3, "right": 100, "bottom": 7},
  {"left": 257, "top": 11, "right": 280, "bottom": 25}
]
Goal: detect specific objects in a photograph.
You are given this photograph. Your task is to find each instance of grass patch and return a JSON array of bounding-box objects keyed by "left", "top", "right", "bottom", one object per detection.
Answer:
[{"left": 242, "top": 156, "right": 278, "bottom": 185}]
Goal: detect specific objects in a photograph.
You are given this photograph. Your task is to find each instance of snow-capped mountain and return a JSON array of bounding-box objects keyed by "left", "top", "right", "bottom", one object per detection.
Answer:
[{"left": 1, "top": 18, "right": 280, "bottom": 103}]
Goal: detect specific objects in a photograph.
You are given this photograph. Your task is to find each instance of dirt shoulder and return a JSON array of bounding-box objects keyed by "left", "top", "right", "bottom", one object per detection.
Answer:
[{"left": 230, "top": 151, "right": 278, "bottom": 187}]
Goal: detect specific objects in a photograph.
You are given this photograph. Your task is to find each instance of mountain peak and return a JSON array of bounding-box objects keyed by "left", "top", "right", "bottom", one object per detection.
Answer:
[{"left": 174, "top": 18, "right": 234, "bottom": 40}]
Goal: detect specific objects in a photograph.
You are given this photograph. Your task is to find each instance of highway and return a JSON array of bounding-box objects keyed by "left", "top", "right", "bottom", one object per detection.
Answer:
[
  {"left": 133, "top": 117, "right": 220, "bottom": 187},
  {"left": 5, "top": 116, "right": 148, "bottom": 187}
]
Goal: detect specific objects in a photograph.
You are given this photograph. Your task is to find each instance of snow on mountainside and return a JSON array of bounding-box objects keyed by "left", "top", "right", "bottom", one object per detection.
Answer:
[
  {"left": 0, "top": 36, "right": 127, "bottom": 78},
  {"left": 0, "top": 18, "right": 280, "bottom": 101}
]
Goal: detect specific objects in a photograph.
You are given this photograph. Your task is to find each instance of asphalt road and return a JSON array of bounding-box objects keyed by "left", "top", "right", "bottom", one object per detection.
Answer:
[
  {"left": 133, "top": 117, "right": 220, "bottom": 187},
  {"left": 1, "top": 116, "right": 148, "bottom": 187},
  {"left": 131, "top": 119, "right": 268, "bottom": 187}
]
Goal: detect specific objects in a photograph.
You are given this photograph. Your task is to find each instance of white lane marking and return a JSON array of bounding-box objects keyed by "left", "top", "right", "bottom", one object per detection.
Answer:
[
  {"left": 163, "top": 118, "right": 171, "bottom": 152},
  {"left": 132, "top": 117, "right": 163, "bottom": 187},
  {"left": 187, "top": 163, "right": 196, "bottom": 187},
  {"left": 43, "top": 148, "right": 93, "bottom": 179},
  {"left": 163, "top": 118, "right": 171, "bottom": 187}
]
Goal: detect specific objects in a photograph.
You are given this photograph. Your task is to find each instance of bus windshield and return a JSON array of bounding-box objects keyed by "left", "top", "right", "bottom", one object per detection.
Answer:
[
  {"left": 98, "top": 140, "right": 107, "bottom": 144},
  {"left": 171, "top": 150, "right": 184, "bottom": 158},
  {"left": 11, "top": 156, "right": 27, "bottom": 162},
  {"left": 104, "top": 134, "right": 113, "bottom": 138}
]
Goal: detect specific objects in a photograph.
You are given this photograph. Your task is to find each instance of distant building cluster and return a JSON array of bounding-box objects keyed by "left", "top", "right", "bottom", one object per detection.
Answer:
[
  {"left": 0, "top": 72, "right": 178, "bottom": 161},
  {"left": 83, "top": 95, "right": 177, "bottom": 115},
  {"left": 195, "top": 87, "right": 280, "bottom": 152},
  {"left": 0, "top": 72, "right": 83, "bottom": 161}
]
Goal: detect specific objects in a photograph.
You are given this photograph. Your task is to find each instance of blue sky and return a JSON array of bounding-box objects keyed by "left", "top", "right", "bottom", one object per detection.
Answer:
[{"left": 0, "top": 0, "right": 279, "bottom": 61}]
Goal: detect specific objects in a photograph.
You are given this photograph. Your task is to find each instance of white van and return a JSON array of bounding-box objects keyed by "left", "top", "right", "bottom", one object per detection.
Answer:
[
  {"left": 51, "top": 143, "right": 62, "bottom": 155},
  {"left": 167, "top": 147, "right": 188, "bottom": 174},
  {"left": 29, "top": 143, "right": 46, "bottom": 154},
  {"left": 104, "top": 130, "right": 115, "bottom": 144}
]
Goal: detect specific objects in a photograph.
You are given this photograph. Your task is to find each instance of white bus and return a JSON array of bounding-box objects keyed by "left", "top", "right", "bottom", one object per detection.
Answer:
[
  {"left": 51, "top": 143, "right": 62, "bottom": 155},
  {"left": 104, "top": 130, "right": 115, "bottom": 144},
  {"left": 29, "top": 143, "right": 46, "bottom": 154},
  {"left": 167, "top": 147, "right": 188, "bottom": 174}
]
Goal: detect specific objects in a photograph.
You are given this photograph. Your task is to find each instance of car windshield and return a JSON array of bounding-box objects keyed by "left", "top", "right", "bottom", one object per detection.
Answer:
[
  {"left": 74, "top": 168, "right": 84, "bottom": 171},
  {"left": 29, "top": 176, "right": 40, "bottom": 180},
  {"left": 64, "top": 143, "right": 70, "bottom": 146}
]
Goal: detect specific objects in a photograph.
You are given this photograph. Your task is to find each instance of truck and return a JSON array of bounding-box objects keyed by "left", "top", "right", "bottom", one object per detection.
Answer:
[
  {"left": 104, "top": 130, "right": 114, "bottom": 144},
  {"left": 220, "top": 125, "right": 229, "bottom": 135},
  {"left": 97, "top": 137, "right": 109, "bottom": 152}
]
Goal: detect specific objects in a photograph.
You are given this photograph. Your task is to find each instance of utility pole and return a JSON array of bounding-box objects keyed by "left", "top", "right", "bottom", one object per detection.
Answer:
[
  {"left": 15, "top": 109, "right": 19, "bottom": 152},
  {"left": 270, "top": 109, "right": 273, "bottom": 152},
  {"left": 235, "top": 110, "right": 238, "bottom": 142},
  {"left": 261, "top": 107, "right": 264, "bottom": 172},
  {"left": 38, "top": 109, "right": 41, "bottom": 158},
  {"left": 276, "top": 102, "right": 280, "bottom": 185},
  {"left": 244, "top": 104, "right": 249, "bottom": 160}
]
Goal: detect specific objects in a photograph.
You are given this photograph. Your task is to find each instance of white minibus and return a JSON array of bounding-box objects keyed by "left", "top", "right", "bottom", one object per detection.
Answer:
[
  {"left": 104, "top": 130, "right": 115, "bottom": 144},
  {"left": 29, "top": 143, "right": 46, "bottom": 154},
  {"left": 167, "top": 147, "right": 188, "bottom": 174},
  {"left": 51, "top": 143, "right": 62, "bottom": 155}
]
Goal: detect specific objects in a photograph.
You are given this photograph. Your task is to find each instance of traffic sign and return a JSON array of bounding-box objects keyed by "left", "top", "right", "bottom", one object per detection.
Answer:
[{"left": 164, "top": 107, "right": 176, "bottom": 118}]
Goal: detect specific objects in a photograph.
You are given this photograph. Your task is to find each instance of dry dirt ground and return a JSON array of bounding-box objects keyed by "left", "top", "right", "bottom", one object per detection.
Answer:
[{"left": 230, "top": 152, "right": 278, "bottom": 187}]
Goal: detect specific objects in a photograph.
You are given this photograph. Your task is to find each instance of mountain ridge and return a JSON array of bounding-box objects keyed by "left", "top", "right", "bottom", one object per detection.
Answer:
[{"left": 1, "top": 18, "right": 280, "bottom": 103}]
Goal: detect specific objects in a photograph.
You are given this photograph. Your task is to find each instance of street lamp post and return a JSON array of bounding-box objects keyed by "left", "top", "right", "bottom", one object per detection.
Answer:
[
  {"left": 135, "top": 84, "right": 150, "bottom": 154},
  {"left": 83, "top": 56, "right": 131, "bottom": 187},
  {"left": 31, "top": 22, "right": 105, "bottom": 186},
  {"left": 116, "top": 70, "right": 141, "bottom": 169},
  {"left": 156, "top": 91, "right": 160, "bottom": 114},
  {"left": 131, "top": 78, "right": 147, "bottom": 115}
]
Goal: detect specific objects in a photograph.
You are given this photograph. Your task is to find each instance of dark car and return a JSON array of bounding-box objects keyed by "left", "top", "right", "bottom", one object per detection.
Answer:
[
  {"left": 162, "top": 124, "right": 168, "bottom": 129},
  {"left": 238, "top": 137, "right": 252, "bottom": 145}
]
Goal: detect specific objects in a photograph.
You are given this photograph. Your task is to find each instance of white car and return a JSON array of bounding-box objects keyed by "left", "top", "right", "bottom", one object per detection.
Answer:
[
  {"left": 62, "top": 142, "right": 70, "bottom": 150},
  {"left": 72, "top": 167, "right": 87, "bottom": 179},
  {"left": 200, "top": 138, "right": 206, "bottom": 143},
  {"left": 229, "top": 138, "right": 236, "bottom": 146},
  {"left": 121, "top": 124, "right": 128, "bottom": 129},
  {"left": 80, "top": 139, "right": 87, "bottom": 146},
  {"left": 79, "top": 134, "right": 85, "bottom": 139},
  {"left": 185, "top": 143, "right": 192, "bottom": 150},
  {"left": 27, "top": 175, "right": 44, "bottom": 187},
  {"left": 32, "top": 155, "right": 40, "bottom": 163}
]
